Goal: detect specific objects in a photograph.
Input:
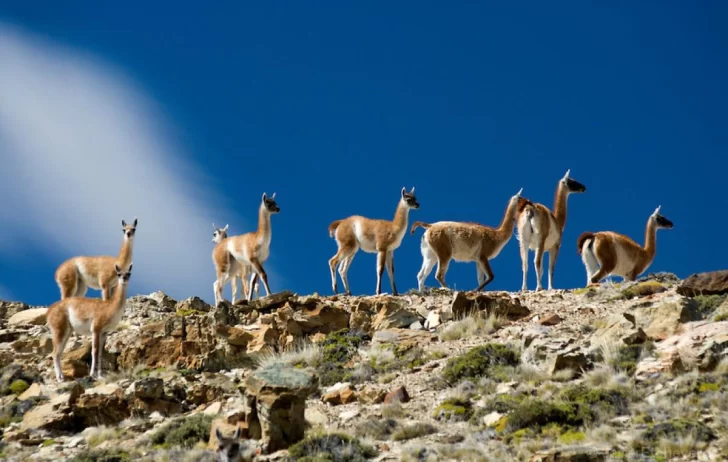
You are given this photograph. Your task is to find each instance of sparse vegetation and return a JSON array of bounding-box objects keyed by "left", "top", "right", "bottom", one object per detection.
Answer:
[
  {"left": 433, "top": 397, "right": 472, "bottom": 422},
  {"left": 392, "top": 422, "right": 438, "bottom": 441},
  {"left": 692, "top": 294, "right": 726, "bottom": 319},
  {"left": 287, "top": 432, "right": 378, "bottom": 461},
  {"left": 69, "top": 449, "right": 132, "bottom": 462},
  {"left": 439, "top": 313, "right": 507, "bottom": 342},
  {"left": 314, "top": 329, "right": 370, "bottom": 387},
  {"left": 441, "top": 343, "right": 520, "bottom": 384},
  {"left": 618, "top": 281, "right": 666, "bottom": 299},
  {"left": 8, "top": 379, "right": 29, "bottom": 395},
  {"left": 149, "top": 414, "right": 214, "bottom": 449}
]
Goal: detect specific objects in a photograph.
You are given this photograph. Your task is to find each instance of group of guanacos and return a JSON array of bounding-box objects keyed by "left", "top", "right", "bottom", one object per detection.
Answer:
[{"left": 42, "top": 168, "right": 673, "bottom": 384}]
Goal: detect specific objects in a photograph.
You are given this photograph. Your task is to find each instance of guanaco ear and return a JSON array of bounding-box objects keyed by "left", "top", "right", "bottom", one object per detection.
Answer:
[
  {"left": 127, "top": 263, "right": 133, "bottom": 273},
  {"left": 216, "top": 428, "right": 223, "bottom": 441},
  {"left": 132, "top": 218, "right": 138, "bottom": 227},
  {"left": 562, "top": 169, "right": 571, "bottom": 180},
  {"left": 121, "top": 220, "right": 127, "bottom": 228},
  {"left": 233, "top": 425, "right": 242, "bottom": 439},
  {"left": 212, "top": 223, "right": 217, "bottom": 230},
  {"left": 114, "top": 264, "right": 121, "bottom": 274},
  {"left": 516, "top": 187, "right": 523, "bottom": 197},
  {"left": 223, "top": 224, "right": 229, "bottom": 232},
  {"left": 409, "top": 186, "right": 415, "bottom": 195},
  {"left": 653, "top": 205, "right": 661, "bottom": 216},
  {"left": 401, "top": 187, "right": 406, "bottom": 197},
  {"left": 270, "top": 192, "right": 276, "bottom": 200},
  {"left": 262, "top": 193, "right": 268, "bottom": 202}
]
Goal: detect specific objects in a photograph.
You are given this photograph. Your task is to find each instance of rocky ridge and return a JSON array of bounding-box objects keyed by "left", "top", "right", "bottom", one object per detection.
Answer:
[{"left": 0, "top": 271, "right": 727, "bottom": 461}]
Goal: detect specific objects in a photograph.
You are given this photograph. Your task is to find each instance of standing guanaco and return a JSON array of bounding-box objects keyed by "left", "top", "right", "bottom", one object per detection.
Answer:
[
  {"left": 213, "top": 193, "right": 279, "bottom": 305},
  {"left": 516, "top": 170, "right": 586, "bottom": 291},
  {"left": 577, "top": 206, "right": 673, "bottom": 286},
  {"left": 328, "top": 187, "right": 419, "bottom": 296},
  {"left": 55, "top": 218, "right": 137, "bottom": 300},
  {"left": 47, "top": 263, "right": 133, "bottom": 382},
  {"left": 212, "top": 224, "right": 259, "bottom": 303},
  {"left": 411, "top": 188, "right": 529, "bottom": 291}
]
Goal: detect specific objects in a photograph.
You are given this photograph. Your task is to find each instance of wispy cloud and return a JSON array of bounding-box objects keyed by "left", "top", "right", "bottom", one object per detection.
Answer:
[{"left": 0, "top": 23, "right": 279, "bottom": 304}]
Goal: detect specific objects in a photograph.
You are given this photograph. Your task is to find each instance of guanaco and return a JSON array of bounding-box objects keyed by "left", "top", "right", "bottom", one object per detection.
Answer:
[
  {"left": 516, "top": 169, "right": 586, "bottom": 291},
  {"left": 411, "top": 188, "right": 528, "bottom": 291},
  {"left": 213, "top": 193, "right": 279, "bottom": 305},
  {"left": 47, "top": 263, "right": 133, "bottom": 382},
  {"left": 212, "top": 224, "right": 259, "bottom": 303},
  {"left": 55, "top": 218, "right": 137, "bottom": 300},
  {"left": 577, "top": 206, "right": 673, "bottom": 286},
  {"left": 215, "top": 426, "right": 259, "bottom": 462},
  {"left": 328, "top": 187, "right": 420, "bottom": 296}
]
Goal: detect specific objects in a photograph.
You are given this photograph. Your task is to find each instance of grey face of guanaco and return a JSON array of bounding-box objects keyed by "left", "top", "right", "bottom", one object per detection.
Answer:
[
  {"left": 263, "top": 193, "right": 280, "bottom": 213},
  {"left": 560, "top": 170, "right": 587, "bottom": 194},
  {"left": 401, "top": 187, "right": 419, "bottom": 209},
  {"left": 114, "top": 264, "right": 132, "bottom": 284},
  {"left": 212, "top": 223, "right": 229, "bottom": 243},
  {"left": 652, "top": 207, "right": 674, "bottom": 229},
  {"left": 121, "top": 218, "right": 138, "bottom": 239}
]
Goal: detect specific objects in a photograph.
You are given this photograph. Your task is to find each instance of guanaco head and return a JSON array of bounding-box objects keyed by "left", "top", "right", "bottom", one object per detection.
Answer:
[
  {"left": 114, "top": 263, "right": 132, "bottom": 286},
  {"left": 121, "top": 218, "right": 138, "bottom": 239},
  {"left": 560, "top": 169, "right": 586, "bottom": 194},
  {"left": 215, "top": 426, "right": 258, "bottom": 462},
  {"left": 212, "top": 223, "right": 229, "bottom": 243},
  {"left": 400, "top": 187, "right": 420, "bottom": 209},
  {"left": 651, "top": 205, "right": 674, "bottom": 229},
  {"left": 262, "top": 192, "right": 280, "bottom": 214}
]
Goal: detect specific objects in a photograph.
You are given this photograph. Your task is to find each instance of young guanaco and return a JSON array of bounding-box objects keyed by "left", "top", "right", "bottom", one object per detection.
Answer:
[
  {"left": 411, "top": 188, "right": 528, "bottom": 291},
  {"left": 213, "top": 193, "right": 279, "bottom": 305},
  {"left": 516, "top": 170, "right": 586, "bottom": 291},
  {"left": 215, "top": 426, "right": 259, "bottom": 462},
  {"left": 577, "top": 206, "right": 674, "bottom": 286},
  {"left": 55, "top": 218, "right": 137, "bottom": 300},
  {"left": 47, "top": 263, "right": 133, "bottom": 382},
  {"left": 212, "top": 224, "right": 259, "bottom": 303},
  {"left": 328, "top": 187, "right": 420, "bottom": 296}
]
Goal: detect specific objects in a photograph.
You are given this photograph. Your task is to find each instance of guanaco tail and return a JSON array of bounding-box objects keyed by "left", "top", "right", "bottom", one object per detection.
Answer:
[
  {"left": 55, "top": 218, "right": 137, "bottom": 301},
  {"left": 577, "top": 205, "right": 673, "bottom": 286},
  {"left": 516, "top": 169, "right": 586, "bottom": 291},
  {"left": 411, "top": 188, "right": 528, "bottom": 291},
  {"left": 47, "top": 263, "right": 133, "bottom": 382},
  {"left": 328, "top": 187, "right": 420, "bottom": 296},
  {"left": 213, "top": 193, "right": 280, "bottom": 305}
]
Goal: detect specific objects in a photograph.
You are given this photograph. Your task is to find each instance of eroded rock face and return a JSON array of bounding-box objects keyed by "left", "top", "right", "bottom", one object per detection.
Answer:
[
  {"left": 8, "top": 308, "right": 48, "bottom": 327},
  {"left": 243, "top": 362, "right": 318, "bottom": 453},
  {"left": 677, "top": 270, "right": 728, "bottom": 297},
  {"left": 450, "top": 291, "right": 530, "bottom": 320}
]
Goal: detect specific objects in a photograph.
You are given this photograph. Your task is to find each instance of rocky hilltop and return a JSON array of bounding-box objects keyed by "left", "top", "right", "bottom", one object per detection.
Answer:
[{"left": 1, "top": 271, "right": 728, "bottom": 462}]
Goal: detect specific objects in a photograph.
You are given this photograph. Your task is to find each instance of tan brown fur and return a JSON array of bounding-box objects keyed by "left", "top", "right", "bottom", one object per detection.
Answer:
[
  {"left": 516, "top": 169, "right": 586, "bottom": 291},
  {"left": 329, "top": 187, "right": 420, "bottom": 296},
  {"left": 47, "top": 264, "right": 132, "bottom": 382},
  {"left": 413, "top": 189, "right": 524, "bottom": 291},
  {"left": 579, "top": 206, "right": 673, "bottom": 286},
  {"left": 213, "top": 193, "right": 279, "bottom": 305},
  {"left": 55, "top": 218, "right": 137, "bottom": 301},
  {"left": 212, "top": 224, "right": 258, "bottom": 303}
]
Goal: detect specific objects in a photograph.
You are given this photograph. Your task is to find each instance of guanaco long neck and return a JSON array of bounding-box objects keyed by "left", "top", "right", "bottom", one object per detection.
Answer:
[
  {"left": 117, "top": 236, "right": 134, "bottom": 268},
  {"left": 494, "top": 198, "right": 520, "bottom": 241},
  {"left": 257, "top": 204, "right": 272, "bottom": 243},
  {"left": 552, "top": 182, "right": 570, "bottom": 231},
  {"left": 110, "top": 281, "right": 129, "bottom": 310},
  {"left": 392, "top": 201, "right": 411, "bottom": 235},
  {"left": 642, "top": 217, "right": 658, "bottom": 263}
]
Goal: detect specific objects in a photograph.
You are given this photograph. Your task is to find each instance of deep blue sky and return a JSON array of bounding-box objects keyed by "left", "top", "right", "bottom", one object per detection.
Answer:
[{"left": 1, "top": 2, "right": 727, "bottom": 306}]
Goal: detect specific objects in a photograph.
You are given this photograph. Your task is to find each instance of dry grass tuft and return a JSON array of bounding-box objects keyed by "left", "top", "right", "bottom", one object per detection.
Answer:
[
  {"left": 253, "top": 340, "right": 322, "bottom": 370},
  {"left": 439, "top": 312, "right": 508, "bottom": 342}
]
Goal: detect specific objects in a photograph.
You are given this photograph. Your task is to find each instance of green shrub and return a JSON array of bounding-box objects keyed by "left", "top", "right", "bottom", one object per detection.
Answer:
[
  {"left": 636, "top": 419, "right": 715, "bottom": 452},
  {"left": 69, "top": 449, "right": 132, "bottom": 462},
  {"left": 619, "top": 281, "right": 666, "bottom": 299},
  {"left": 287, "top": 433, "right": 377, "bottom": 461},
  {"left": 441, "top": 343, "right": 520, "bottom": 384},
  {"left": 433, "top": 397, "right": 472, "bottom": 422},
  {"left": 8, "top": 380, "right": 29, "bottom": 396},
  {"left": 149, "top": 414, "right": 214, "bottom": 449},
  {"left": 693, "top": 294, "right": 727, "bottom": 319},
  {"left": 314, "top": 329, "right": 369, "bottom": 387}
]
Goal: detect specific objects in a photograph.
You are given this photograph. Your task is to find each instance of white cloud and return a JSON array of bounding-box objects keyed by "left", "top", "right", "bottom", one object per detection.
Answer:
[{"left": 0, "top": 23, "right": 280, "bottom": 304}]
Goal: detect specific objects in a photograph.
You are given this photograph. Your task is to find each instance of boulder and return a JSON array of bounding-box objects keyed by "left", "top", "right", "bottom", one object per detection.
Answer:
[
  {"left": 61, "top": 341, "right": 119, "bottom": 379},
  {"left": 73, "top": 383, "right": 131, "bottom": 426},
  {"left": 677, "top": 270, "right": 728, "bottom": 297},
  {"left": 371, "top": 299, "right": 421, "bottom": 330},
  {"left": 244, "top": 362, "right": 318, "bottom": 452},
  {"left": 321, "top": 382, "right": 357, "bottom": 405},
  {"left": 449, "top": 291, "right": 530, "bottom": 320},
  {"left": 175, "top": 296, "right": 211, "bottom": 314},
  {"left": 8, "top": 308, "right": 48, "bottom": 327},
  {"left": 637, "top": 297, "right": 702, "bottom": 340},
  {"left": 384, "top": 386, "right": 410, "bottom": 404}
]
